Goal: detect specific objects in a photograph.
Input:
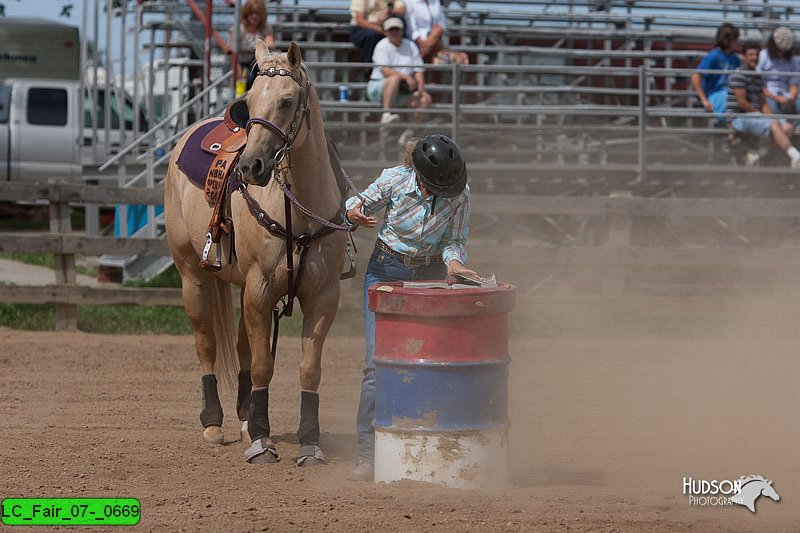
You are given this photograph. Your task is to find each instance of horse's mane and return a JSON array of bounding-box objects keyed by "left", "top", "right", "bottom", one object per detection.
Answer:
[{"left": 739, "top": 474, "right": 768, "bottom": 485}]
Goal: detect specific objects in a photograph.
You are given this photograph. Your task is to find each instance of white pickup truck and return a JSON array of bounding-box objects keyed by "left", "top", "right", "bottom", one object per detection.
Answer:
[{"left": 0, "top": 18, "right": 146, "bottom": 182}]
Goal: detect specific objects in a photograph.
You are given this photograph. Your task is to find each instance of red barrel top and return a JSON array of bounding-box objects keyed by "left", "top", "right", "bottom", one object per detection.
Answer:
[
  {"left": 368, "top": 282, "right": 515, "bottom": 317},
  {"left": 369, "top": 282, "right": 515, "bottom": 363}
]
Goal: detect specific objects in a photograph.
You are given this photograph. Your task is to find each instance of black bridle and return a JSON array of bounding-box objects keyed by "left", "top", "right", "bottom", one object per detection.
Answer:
[
  {"left": 245, "top": 65, "right": 310, "bottom": 163},
  {"left": 237, "top": 62, "right": 354, "bottom": 359}
]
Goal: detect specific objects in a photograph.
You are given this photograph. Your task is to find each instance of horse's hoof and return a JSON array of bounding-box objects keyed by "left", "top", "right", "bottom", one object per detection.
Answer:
[
  {"left": 297, "top": 444, "right": 327, "bottom": 467},
  {"left": 298, "top": 456, "right": 326, "bottom": 467},
  {"left": 240, "top": 421, "right": 250, "bottom": 445},
  {"left": 245, "top": 437, "right": 280, "bottom": 464},
  {"left": 203, "top": 426, "right": 224, "bottom": 445}
]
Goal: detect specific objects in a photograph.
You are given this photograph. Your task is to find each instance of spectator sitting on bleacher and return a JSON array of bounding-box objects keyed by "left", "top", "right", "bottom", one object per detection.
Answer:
[
  {"left": 756, "top": 27, "right": 800, "bottom": 123},
  {"left": 368, "top": 17, "right": 432, "bottom": 145},
  {"left": 404, "top": 0, "right": 446, "bottom": 63},
  {"left": 727, "top": 42, "right": 800, "bottom": 168},
  {"left": 349, "top": 0, "right": 406, "bottom": 67},
  {"left": 691, "top": 23, "right": 741, "bottom": 116}
]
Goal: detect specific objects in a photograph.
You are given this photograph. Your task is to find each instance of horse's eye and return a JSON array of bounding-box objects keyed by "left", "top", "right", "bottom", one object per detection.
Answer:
[{"left": 280, "top": 98, "right": 294, "bottom": 110}]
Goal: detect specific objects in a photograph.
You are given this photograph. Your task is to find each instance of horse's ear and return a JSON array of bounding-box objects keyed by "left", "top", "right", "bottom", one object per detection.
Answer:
[
  {"left": 288, "top": 41, "right": 302, "bottom": 69},
  {"left": 255, "top": 40, "right": 270, "bottom": 69}
]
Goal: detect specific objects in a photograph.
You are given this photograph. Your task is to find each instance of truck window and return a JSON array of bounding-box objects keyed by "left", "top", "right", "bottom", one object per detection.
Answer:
[
  {"left": 27, "top": 87, "right": 68, "bottom": 126},
  {"left": 0, "top": 85, "right": 10, "bottom": 124}
]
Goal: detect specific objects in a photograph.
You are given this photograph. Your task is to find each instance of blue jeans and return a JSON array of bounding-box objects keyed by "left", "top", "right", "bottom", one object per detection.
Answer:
[
  {"left": 766, "top": 98, "right": 800, "bottom": 126},
  {"left": 356, "top": 245, "right": 447, "bottom": 462}
]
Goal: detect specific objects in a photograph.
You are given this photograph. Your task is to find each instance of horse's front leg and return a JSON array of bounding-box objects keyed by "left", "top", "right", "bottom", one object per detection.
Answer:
[
  {"left": 242, "top": 277, "right": 280, "bottom": 464},
  {"left": 295, "top": 279, "right": 341, "bottom": 467}
]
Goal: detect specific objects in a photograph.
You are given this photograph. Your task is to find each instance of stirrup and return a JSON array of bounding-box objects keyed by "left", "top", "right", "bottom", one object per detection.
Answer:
[
  {"left": 200, "top": 231, "right": 223, "bottom": 271},
  {"left": 340, "top": 234, "right": 357, "bottom": 280}
]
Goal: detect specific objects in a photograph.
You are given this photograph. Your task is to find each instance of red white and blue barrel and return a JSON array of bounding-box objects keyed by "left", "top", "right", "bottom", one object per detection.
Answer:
[{"left": 369, "top": 282, "right": 515, "bottom": 488}]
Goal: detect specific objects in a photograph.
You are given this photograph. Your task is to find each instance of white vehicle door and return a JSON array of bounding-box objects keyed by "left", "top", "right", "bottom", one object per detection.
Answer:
[
  {"left": 14, "top": 83, "right": 79, "bottom": 181},
  {"left": 0, "top": 85, "right": 10, "bottom": 180}
]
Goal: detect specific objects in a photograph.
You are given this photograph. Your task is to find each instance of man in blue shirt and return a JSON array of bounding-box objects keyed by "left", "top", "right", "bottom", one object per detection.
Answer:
[{"left": 691, "top": 23, "right": 741, "bottom": 116}]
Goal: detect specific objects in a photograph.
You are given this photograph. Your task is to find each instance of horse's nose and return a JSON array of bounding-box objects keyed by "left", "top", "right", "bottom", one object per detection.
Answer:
[{"left": 239, "top": 156, "right": 269, "bottom": 185}]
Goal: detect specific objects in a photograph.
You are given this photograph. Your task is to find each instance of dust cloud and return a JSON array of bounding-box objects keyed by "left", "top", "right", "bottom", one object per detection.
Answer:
[{"left": 503, "top": 260, "right": 800, "bottom": 531}]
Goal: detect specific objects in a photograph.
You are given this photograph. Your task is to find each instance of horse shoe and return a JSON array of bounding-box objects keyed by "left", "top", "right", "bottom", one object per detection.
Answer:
[
  {"left": 245, "top": 437, "right": 280, "bottom": 464},
  {"left": 296, "top": 444, "right": 327, "bottom": 467}
]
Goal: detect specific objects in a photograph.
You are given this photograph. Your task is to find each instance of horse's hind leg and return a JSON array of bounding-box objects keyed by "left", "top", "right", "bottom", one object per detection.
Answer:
[
  {"left": 295, "top": 282, "right": 341, "bottom": 467},
  {"left": 176, "top": 262, "right": 226, "bottom": 444}
]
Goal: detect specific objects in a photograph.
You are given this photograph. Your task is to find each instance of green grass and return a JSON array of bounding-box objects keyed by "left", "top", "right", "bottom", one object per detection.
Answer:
[
  {"left": 0, "top": 204, "right": 87, "bottom": 231},
  {"left": 0, "top": 301, "right": 304, "bottom": 336},
  {"left": 0, "top": 252, "right": 98, "bottom": 277},
  {"left": 0, "top": 251, "right": 55, "bottom": 269},
  {"left": 78, "top": 305, "right": 195, "bottom": 334},
  {"left": 123, "top": 266, "right": 183, "bottom": 288},
  {"left": 0, "top": 302, "right": 55, "bottom": 330},
  {"left": 0, "top": 261, "right": 305, "bottom": 336}
]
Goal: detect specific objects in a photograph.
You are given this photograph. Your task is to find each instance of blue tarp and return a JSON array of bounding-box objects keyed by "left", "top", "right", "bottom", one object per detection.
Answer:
[{"left": 114, "top": 204, "right": 164, "bottom": 237}]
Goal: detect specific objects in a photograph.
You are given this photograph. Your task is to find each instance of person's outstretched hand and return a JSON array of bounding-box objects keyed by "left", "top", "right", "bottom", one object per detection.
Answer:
[
  {"left": 347, "top": 199, "right": 377, "bottom": 228},
  {"left": 447, "top": 260, "right": 479, "bottom": 279}
]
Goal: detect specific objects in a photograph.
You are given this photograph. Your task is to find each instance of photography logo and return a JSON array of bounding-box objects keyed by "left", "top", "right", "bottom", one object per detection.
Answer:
[{"left": 683, "top": 475, "right": 780, "bottom": 513}]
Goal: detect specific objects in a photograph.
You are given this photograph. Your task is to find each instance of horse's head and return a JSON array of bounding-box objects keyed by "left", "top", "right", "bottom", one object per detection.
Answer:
[
  {"left": 238, "top": 41, "right": 310, "bottom": 186},
  {"left": 761, "top": 479, "right": 780, "bottom": 502}
]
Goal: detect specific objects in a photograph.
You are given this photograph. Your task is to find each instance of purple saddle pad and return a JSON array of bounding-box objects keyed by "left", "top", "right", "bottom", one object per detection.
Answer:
[{"left": 177, "top": 119, "right": 224, "bottom": 190}]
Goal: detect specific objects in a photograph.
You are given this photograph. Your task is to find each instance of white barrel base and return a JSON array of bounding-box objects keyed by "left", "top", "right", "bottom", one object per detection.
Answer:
[{"left": 374, "top": 427, "right": 508, "bottom": 489}]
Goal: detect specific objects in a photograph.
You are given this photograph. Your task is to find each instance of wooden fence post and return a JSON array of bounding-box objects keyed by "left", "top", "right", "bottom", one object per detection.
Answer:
[{"left": 49, "top": 188, "right": 78, "bottom": 331}]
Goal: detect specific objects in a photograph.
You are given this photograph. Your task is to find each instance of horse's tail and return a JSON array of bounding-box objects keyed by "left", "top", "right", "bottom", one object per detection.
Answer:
[{"left": 210, "top": 276, "right": 238, "bottom": 391}]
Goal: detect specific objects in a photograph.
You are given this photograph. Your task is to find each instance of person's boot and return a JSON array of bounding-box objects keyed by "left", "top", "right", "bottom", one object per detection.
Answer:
[{"left": 346, "top": 460, "right": 374, "bottom": 482}]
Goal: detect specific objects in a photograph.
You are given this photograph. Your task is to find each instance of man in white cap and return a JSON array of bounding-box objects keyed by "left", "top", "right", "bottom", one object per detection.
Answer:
[
  {"left": 757, "top": 26, "right": 800, "bottom": 121},
  {"left": 367, "top": 16, "right": 432, "bottom": 145}
]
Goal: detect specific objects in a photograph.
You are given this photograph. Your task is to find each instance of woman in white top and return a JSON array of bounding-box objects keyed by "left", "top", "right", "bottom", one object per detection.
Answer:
[
  {"left": 231, "top": 0, "right": 275, "bottom": 90},
  {"left": 756, "top": 26, "right": 800, "bottom": 120},
  {"left": 404, "top": 0, "right": 446, "bottom": 62}
]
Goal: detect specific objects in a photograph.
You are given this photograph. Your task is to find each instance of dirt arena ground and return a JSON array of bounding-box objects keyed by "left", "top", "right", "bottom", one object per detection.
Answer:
[{"left": 2, "top": 294, "right": 799, "bottom": 532}]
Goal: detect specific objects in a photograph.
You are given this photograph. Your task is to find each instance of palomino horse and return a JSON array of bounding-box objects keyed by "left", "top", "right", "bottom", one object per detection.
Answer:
[{"left": 164, "top": 42, "right": 348, "bottom": 465}]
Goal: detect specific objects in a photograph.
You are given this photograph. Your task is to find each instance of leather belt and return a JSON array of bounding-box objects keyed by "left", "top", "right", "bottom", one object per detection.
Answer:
[{"left": 375, "top": 239, "right": 441, "bottom": 268}]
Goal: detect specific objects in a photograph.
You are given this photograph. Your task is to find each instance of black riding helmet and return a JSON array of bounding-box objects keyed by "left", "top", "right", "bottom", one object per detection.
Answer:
[{"left": 412, "top": 134, "right": 468, "bottom": 198}]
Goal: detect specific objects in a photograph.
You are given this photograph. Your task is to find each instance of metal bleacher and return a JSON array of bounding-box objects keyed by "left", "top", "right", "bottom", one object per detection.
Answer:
[
  {"left": 259, "top": 0, "right": 800, "bottom": 197},
  {"left": 84, "top": 0, "right": 800, "bottom": 282}
]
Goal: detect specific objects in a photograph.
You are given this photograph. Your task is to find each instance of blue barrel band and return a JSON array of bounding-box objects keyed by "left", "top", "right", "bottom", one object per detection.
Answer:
[{"left": 375, "top": 363, "right": 508, "bottom": 430}]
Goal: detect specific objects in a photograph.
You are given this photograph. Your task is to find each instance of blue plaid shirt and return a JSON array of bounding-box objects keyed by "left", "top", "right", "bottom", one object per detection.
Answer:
[{"left": 346, "top": 165, "right": 469, "bottom": 265}]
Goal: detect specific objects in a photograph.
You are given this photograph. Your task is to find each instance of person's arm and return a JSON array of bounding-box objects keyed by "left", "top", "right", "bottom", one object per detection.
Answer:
[
  {"left": 441, "top": 195, "right": 477, "bottom": 277},
  {"left": 426, "top": 24, "right": 443, "bottom": 46},
  {"left": 691, "top": 72, "right": 712, "bottom": 111},
  {"left": 762, "top": 89, "right": 773, "bottom": 114},
  {"left": 345, "top": 169, "right": 398, "bottom": 226},
  {"left": 734, "top": 87, "right": 756, "bottom": 113},
  {"left": 263, "top": 26, "right": 275, "bottom": 49},
  {"left": 355, "top": 11, "right": 384, "bottom": 33},
  {"left": 414, "top": 70, "right": 426, "bottom": 94}
]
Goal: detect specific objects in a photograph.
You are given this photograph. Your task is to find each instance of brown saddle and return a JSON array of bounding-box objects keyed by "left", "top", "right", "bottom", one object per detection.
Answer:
[{"left": 198, "top": 99, "right": 249, "bottom": 271}]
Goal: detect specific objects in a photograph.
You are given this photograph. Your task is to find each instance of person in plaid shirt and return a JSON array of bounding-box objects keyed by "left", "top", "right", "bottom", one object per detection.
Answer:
[{"left": 344, "top": 134, "right": 477, "bottom": 481}]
